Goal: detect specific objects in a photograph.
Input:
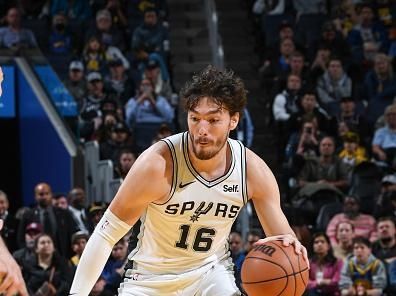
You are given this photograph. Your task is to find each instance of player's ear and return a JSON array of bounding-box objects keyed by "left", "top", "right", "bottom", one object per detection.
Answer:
[{"left": 230, "top": 113, "right": 239, "bottom": 130}]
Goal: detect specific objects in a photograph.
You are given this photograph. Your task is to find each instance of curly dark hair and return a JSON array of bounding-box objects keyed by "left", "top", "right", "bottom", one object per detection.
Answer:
[{"left": 180, "top": 65, "right": 247, "bottom": 116}]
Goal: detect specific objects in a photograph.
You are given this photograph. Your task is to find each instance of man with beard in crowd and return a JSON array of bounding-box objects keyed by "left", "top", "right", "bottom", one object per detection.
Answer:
[{"left": 372, "top": 217, "right": 396, "bottom": 263}]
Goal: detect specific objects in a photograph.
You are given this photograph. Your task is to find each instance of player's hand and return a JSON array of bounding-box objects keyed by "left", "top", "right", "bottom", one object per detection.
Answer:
[
  {"left": 0, "top": 256, "right": 28, "bottom": 296},
  {"left": 254, "top": 234, "right": 309, "bottom": 268}
]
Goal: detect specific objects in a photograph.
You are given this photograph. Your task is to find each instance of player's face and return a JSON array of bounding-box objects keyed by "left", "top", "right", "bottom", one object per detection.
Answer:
[{"left": 187, "top": 97, "right": 238, "bottom": 160}]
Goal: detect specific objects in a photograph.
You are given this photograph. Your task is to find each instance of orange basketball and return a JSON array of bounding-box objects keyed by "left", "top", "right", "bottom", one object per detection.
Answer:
[{"left": 241, "top": 240, "right": 309, "bottom": 296}]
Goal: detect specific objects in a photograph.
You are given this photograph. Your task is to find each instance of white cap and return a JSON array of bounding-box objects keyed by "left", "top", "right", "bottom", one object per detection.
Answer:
[
  {"left": 69, "top": 61, "right": 84, "bottom": 71},
  {"left": 382, "top": 174, "right": 396, "bottom": 184},
  {"left": 86, "top": 72, "right": 102, "bottom": 82}
]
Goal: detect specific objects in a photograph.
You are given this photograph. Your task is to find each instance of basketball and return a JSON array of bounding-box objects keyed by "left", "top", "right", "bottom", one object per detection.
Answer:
[{"left": 241, "top": 240, "right": 309, "bottom": 296}]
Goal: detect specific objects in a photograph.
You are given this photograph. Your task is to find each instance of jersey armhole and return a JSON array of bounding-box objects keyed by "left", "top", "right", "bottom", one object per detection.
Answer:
[
  {"left": 152, "top": 139, "right": 178, "bottom": 205},
  {"left": 238, "top": 140, "right": 249, "bottom": 205}
]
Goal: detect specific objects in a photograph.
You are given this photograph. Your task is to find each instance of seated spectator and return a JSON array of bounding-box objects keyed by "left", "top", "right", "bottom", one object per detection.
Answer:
[
  {"left": 233, "top": 108, "right": 255, "bottom": 148},
  {"left": 126, "top": 0, "right": 168, "bottom": 33},
  {"left": 64, "top": 60, "right": 87, "bottom": 104},
  {"left": 0, "top": 190, "right": 17, "bottom": 252},
  {"left": 309, "top": 44, "right": 332, "bottom": 84},
  {"left": 105, "top": 58, "right": 135, "bottom": 105},
  {"left": 143, "top": 59, "right": 173, "bottom": 104},
  {"left": 70, "top": 231, "right": 89, "bottom": 268},
  {"left": 79, "top": 72, "right": 118, "bottom": 141},
  {"left": 317, "top": 57, "right": 352, "bottom": 116},
  {"left": 374, "top": 174, "right": 396, "bottom": 219},
  {"left": 339, "top": 237, "right": 387, "bottom": 296},
  {"left": 372, "top": 104, "right": 396, "bottom": 168},
  {"left": 17, "top": 183, "right": 78, "bottom": 259},
  {"left": 125, "top": 78, "right": 174, "bottom": 128},
  {"left": 86, "top": 9, "right": 126, "bottom": 51},
  {"left": 68, "top": 188, "right": 89, "bottom": 233},
  {"left": 229, "top": 232, "right": 245, "bottom": 290},
  {"left": 102, "top": 237, "right": 128, "bottom": 293},
  {"left": 275, "top": 51, "right": 309, "bottom": 93},
  {"left": 244, "top": 230, "right": 262, "bottom": 254},
  {"left": 53, "top": 193, "right": 68, "bottom": 209},
  {"left": 83, "top": 36, "right": 107, "bottom": 74},
  {"left": 114, "top": 149, "right": 136, "bottom": 180},
  {"left": 327, "top": 196, "right": 377, "bottom": 246},
  {"left": 333, "top": 97, "right": 371, "bottom": 147},
  {"left": 338, "top": 132, "right": 367, "bottom": 170},
  {"left": 87, "top": 203, "right": 106, "bottom": 233},
  {"left": 372, "top": 217, "right": 396, "bottom": 264},
  {"left": 272, "top": 74, "right": 302, "bottom": 123},
  {"left": 89, "top": 276, "right": 113, "bottom": 296},
  {"left": 307, "top": 232, "right": 342, "bottom": 296},
  {"left": 21, "top": 233, "right": 73, "bottom": 295},
  {"left": 100, "top": 121, "right": 133, "bottom": 162},
  {"left": 364, "top": 53, "right": 396, "bottom": 124},
  {"left": 13, "top": 222, "right": 43, "bottom": 265},
  {"left": 288, "top": 90, "right": 331, "bottom": 134},
  {"left": 0, "top": 7, "right": 37, "bottom": 50},
  {"left": 347, "top": 3, "right": 389, "bottom": 63},
  {"left": 131, "top": 8, "right": 169, "bottom": 63},
  {"left": 298, "top": 136, "right": 349, "bottom": 191},
  {"left": 50, "top": 0, "right": 91, "bottom": 22},
  {"left": 102, "top": 0, "right": 128, "bottom": 30},
  {"left": 333, "top": 221, "right": 355, "bottom": 261},
  {"left": 48, "top": 13, "right": 73, "bottom": 55}
]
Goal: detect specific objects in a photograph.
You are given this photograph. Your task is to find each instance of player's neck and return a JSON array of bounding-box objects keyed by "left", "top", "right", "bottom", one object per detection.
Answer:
[{"left": 188, "top": 140, "right": 231, "bottom": 180}]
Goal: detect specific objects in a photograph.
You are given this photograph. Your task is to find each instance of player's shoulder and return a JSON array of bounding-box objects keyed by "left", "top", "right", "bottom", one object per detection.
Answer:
[
  {"left": 133, "top": 141, "right": 173, "bottom": 176},
  {"left": 245, "top": 148, "right": 268, "bottom": 171}
]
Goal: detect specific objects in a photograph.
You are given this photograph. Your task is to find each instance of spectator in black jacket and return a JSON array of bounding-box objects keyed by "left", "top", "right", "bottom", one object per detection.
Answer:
[{"left": 17, "top": 183, "right": 78, "bottom": 259}]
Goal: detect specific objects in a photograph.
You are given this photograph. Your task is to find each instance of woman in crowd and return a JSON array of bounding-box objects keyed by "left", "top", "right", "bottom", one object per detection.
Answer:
[
  {"left": 21, "top": 234, "right": 73, "bottom": 295},
  {"left": 307, "top": 232, "right": 343, "bottom": 296}
]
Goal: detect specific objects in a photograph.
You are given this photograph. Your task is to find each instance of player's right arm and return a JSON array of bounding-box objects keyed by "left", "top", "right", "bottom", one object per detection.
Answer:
[{"left": 69, "top": 142, "right": 172, "bottom": 295}]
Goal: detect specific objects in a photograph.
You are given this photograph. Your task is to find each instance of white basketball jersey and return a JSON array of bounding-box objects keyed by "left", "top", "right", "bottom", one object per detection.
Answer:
[{"left": 127, "top": 132, "right": 248, "bottom": 274}]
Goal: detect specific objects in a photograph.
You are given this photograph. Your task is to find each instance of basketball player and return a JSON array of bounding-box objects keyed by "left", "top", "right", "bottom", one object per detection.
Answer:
[
  {"left": 0, "top": 219, "right": 29, "bottom": 296},
  {"left": 70, "top": 66, "right": 308, "bottom": 295}
]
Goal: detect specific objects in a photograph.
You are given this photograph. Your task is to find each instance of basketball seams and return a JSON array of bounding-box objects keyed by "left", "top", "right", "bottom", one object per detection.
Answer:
[
  {"left": 267, "top": 242, "right": 297, "bottom": 296},
  {"left": 296, "top": 251, "right": 307, "bottom": 288}
]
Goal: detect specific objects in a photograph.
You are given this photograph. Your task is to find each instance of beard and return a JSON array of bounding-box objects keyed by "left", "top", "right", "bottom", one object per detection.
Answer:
[
  {"left": 189, "top": 132, "right": 228, "bottom": 160},
  {"left": 380, "top": 237, "right": 393, "bottom": 245}
]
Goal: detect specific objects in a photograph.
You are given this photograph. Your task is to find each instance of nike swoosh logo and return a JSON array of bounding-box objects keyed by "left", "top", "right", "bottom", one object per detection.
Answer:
[{"left": 179, "top": 181, "right": 196, "bottom": 188}]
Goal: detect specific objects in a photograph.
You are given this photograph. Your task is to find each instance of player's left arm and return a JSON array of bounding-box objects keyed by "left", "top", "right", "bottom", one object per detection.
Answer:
[{"left": 246, "top": 149, "right": 308, "bottom": 264}]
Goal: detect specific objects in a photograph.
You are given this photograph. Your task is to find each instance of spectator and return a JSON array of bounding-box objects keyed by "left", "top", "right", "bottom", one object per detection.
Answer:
[
  {"left": 79, "top": 71, "right": 118, "bottom": 141},
  {"left": 50, "top": 0, "right": 91, "bottom": 22},
  {"left": 333, "top": 221, "right": 355, "bottom": 261},
  {"left": 105, "top": 58, "right": 135, "bottom": 105},
  {"left": 87, "top": 203, "right": 106, "bottom": 233},
  {"left": 373, "top": 174, "right": 396, "bottom": 219},
  {"left": 131, "top": 8, "right": 169, "bottom": 62},
  {"left": 298, "top": 136, "right": 349, "bottom": 191},
  {"left": 13, "top": 222, "right": 43, "bottom": 265},
  {"left": 53, "top": 193, "right": 68, "bottom": 209},
  {"left": 307, "top": 232, "right": 342, "bottom": 296},
  {"left": 21, "top": 233, "right": 73, "bottom": 296},
  {"left": 64, "top": 60, "right": 87, "bottom": 104},
  {"left": 114, "top": 149, "right": 136, "bottom": 180},
  {"left": 347, "top": 3, "right": 389, "bottom": 63},
  {"left": 48, "top": 13, "right": 73, "bottom": 55},
  {"left": 371, "top": 217, "right": 396, "bottom": 263},
  {"left": 103, "top": 0, "right": 128, "bottom": 29},
  {"left": 339, "top": 237, "right": 387, "bottom": 296},
  {"left": 86, "top": 9, "right": 126, "bottom": 51},
  {"left": 317, "top": 57, "right": 352, "bottom": 116},
  {"left": 0, "top": 190, "right": 17, "bottom": 252},
  {"left": 310, "top": 44, "right": 331, "bottom": 84},
  {"left": 68, "top": 188, "right": 89, "bottom": 233},
  {"left": 99, "top": 121, "right": 133, "bottom": 162},
  {"left": 17, "top": 183, "right": 79, "bottom": 258},
  {"left": 288, "top": 90, "right": 331, "bottom": 134},
  {"left": 364, "top": 53, "right": 396, "bottom": 124},
  {"left": 101, "top": 237, "right": 128, "bottom": 293},
  {"left": 327, "top": 195, "right": 377, "bottom": 246},
  {"left": 82, "top": 36, "right": 107, "bottom": 74},
  {"left": 372, "top": 104, "right": 396, "bottom": 168},
  {"left": 70, "top": 231, "right": 89, "bottom": 268},
  {"left": 244, "top": 230, "right": 261, "bottom": 254},
  {"left": 338, "top": 132, "right": 367, "bottom": 170},
  {"left": 143, "top": 59, "right": 173, "bottom": 104},
  {"left": 0, "top": 7, "right": 37, "bottom": 49},
  {"left": 125, "top": 78, "right": 174, "bottom": 129},
  {"left": 233, "top": 108, "right": 255, "bottom": 148},
  {"left": 89, "top": 276, "right": 114, "bottom": 296},
  {"left": 229, "top": 232, "right": 245, "bottom": 290},
  {"left": 272, "top": 74, "right": 301, "bottom": 122},
  {"left": 333, "top": 97, "right": 371, "bottom": 147}
]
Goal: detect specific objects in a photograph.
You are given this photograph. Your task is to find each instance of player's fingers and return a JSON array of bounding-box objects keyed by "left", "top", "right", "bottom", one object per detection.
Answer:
[
  {"left": 291, "top": 239, "right": 302, "bottom": 254},
  {"left": 0, "top": 275, "right": 13, "bottom": 293}
]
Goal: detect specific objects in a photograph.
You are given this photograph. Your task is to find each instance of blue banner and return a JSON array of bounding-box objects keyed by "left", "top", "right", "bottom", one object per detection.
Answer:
[
  {"left": 0, "top": 65, "right": 15, "bottom": 117},
  {"left": 34, "top": 65, "right": 78, "bottom": 116}
]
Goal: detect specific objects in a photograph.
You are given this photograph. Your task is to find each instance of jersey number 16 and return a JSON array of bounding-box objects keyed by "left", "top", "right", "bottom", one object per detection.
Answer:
[{"left": 175, "top": 224, "right": 216, "bottom": 252}]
